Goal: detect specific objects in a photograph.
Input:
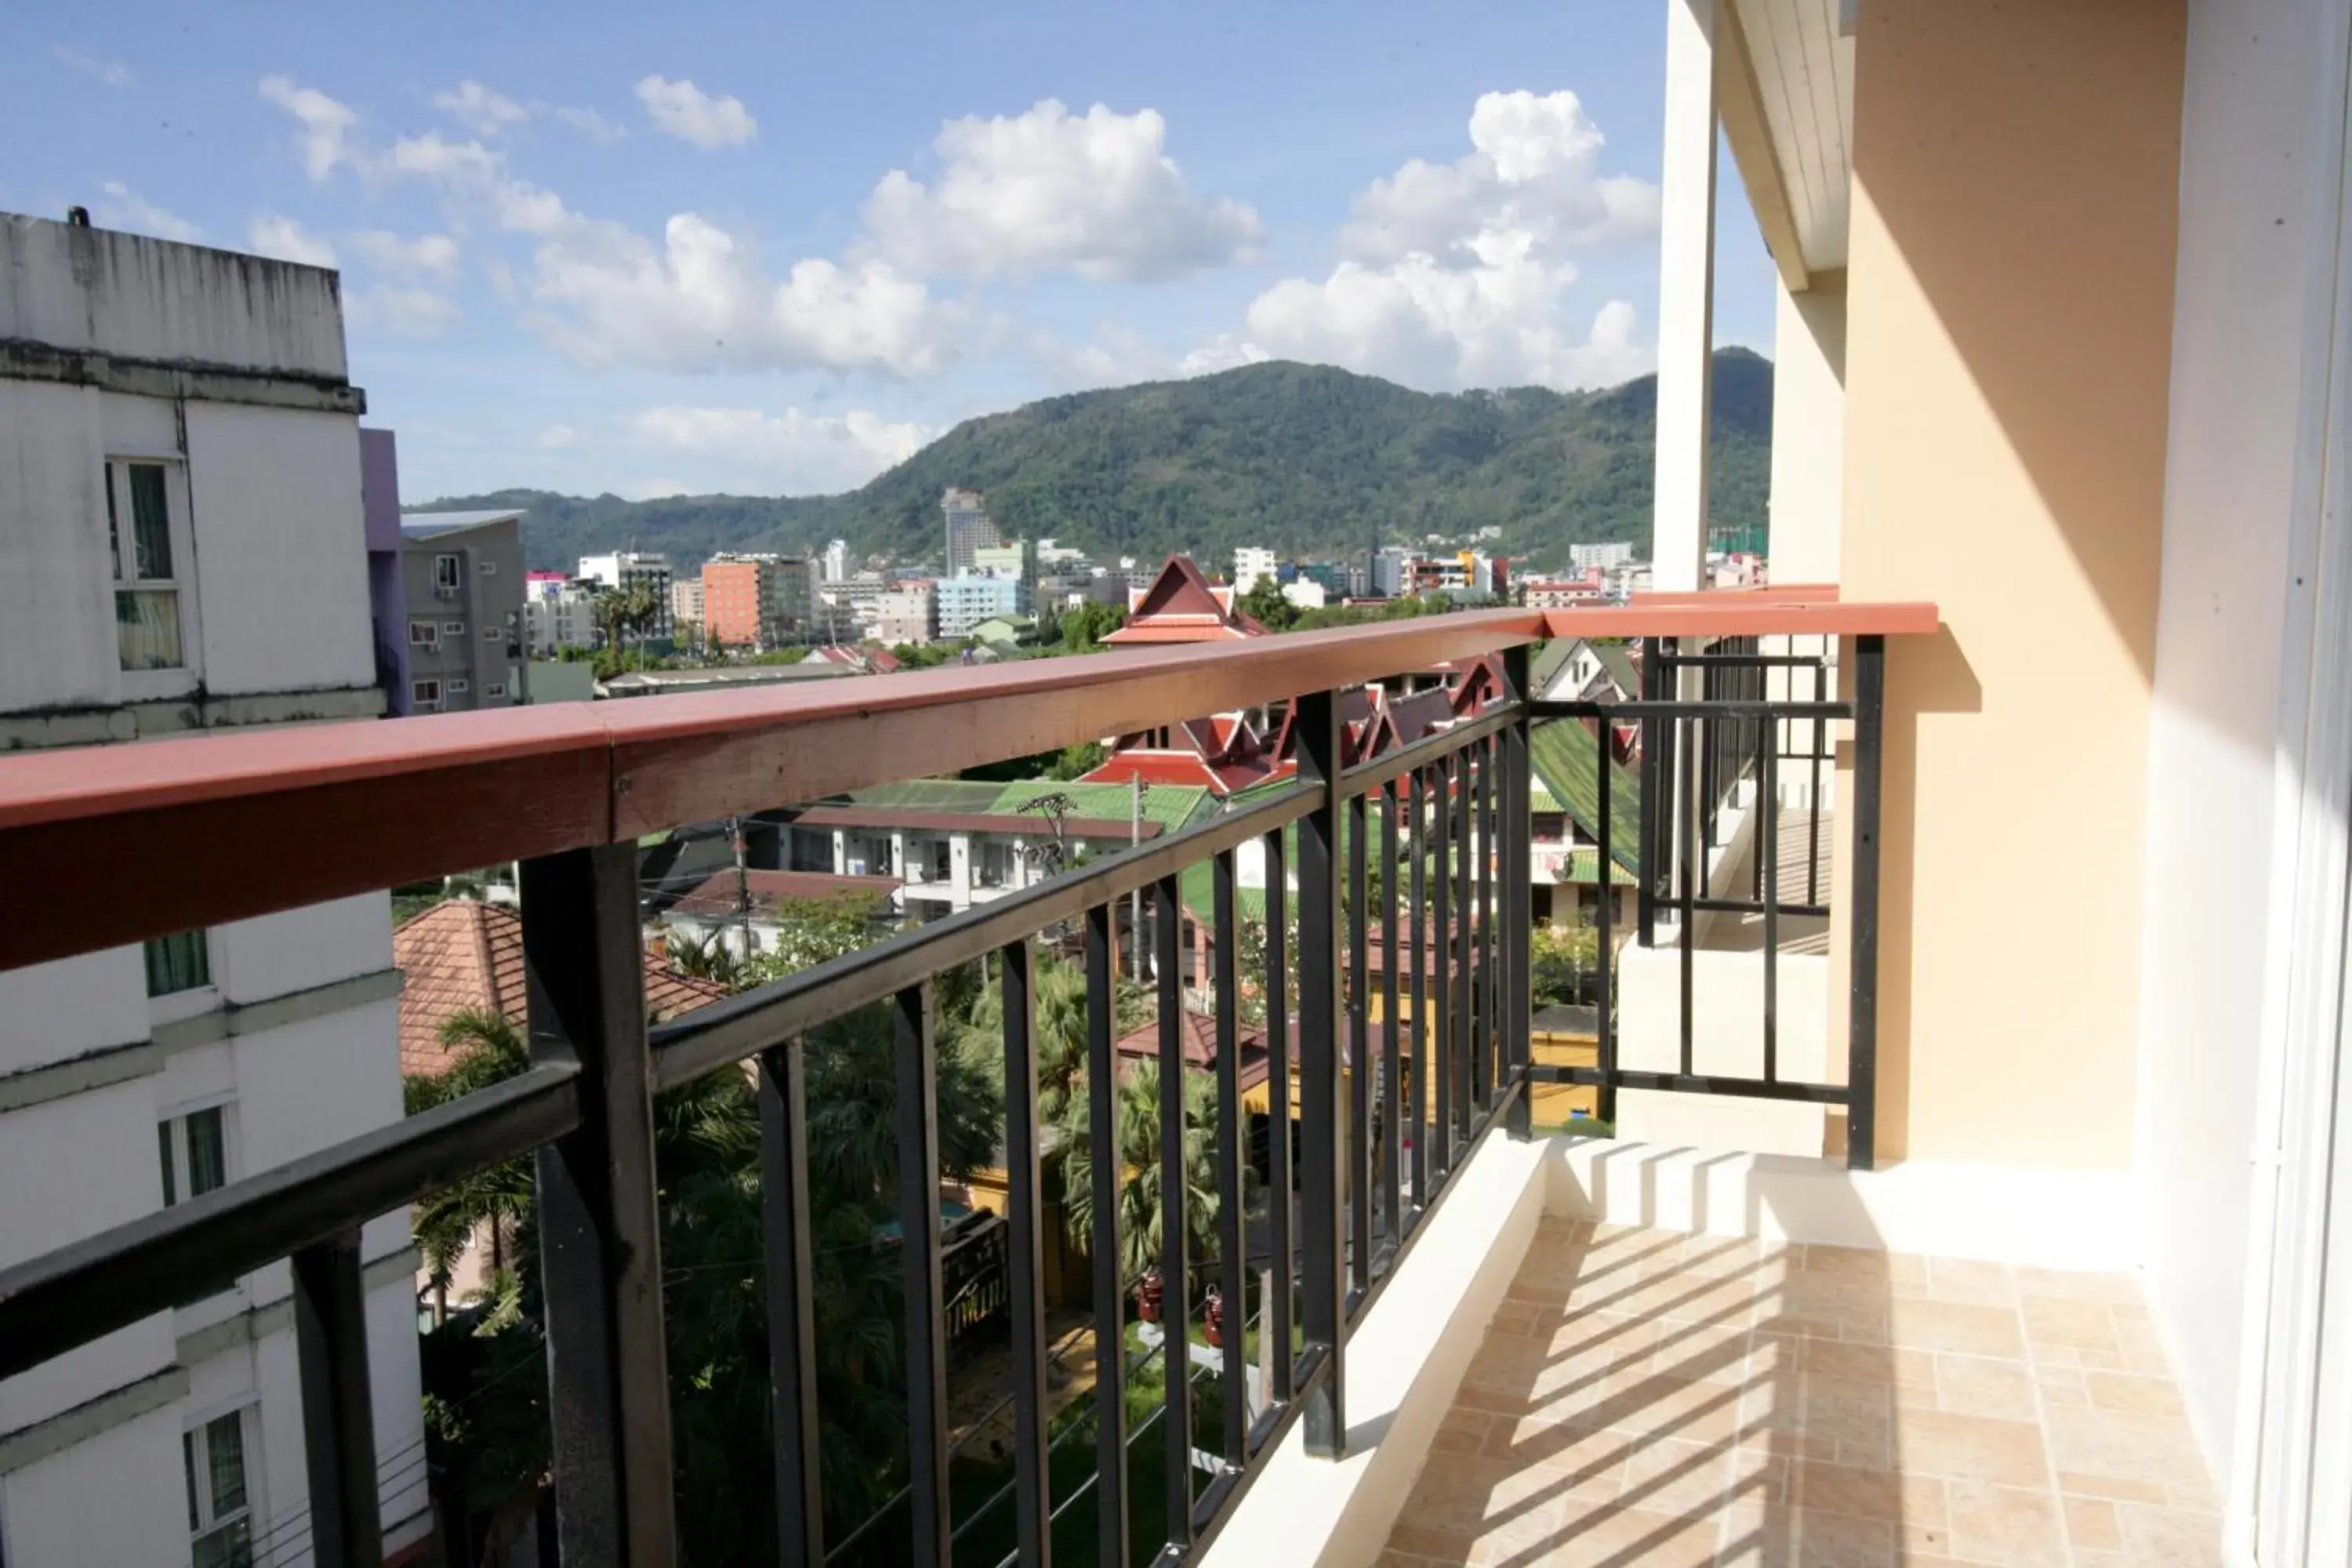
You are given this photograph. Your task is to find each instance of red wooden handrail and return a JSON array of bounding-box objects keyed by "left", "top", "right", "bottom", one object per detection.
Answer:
[{"left": 0, "top": 601, "right": 1937, "bottom": 971}]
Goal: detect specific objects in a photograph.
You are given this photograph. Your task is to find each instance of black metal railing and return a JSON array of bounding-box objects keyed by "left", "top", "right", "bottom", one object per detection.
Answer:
[
  {"left": 0, "top": 666, "right": 1536, "bottom": 1568},
  {"left": 1538, "top": 633, "right": 1884, "bottom": 1170}
]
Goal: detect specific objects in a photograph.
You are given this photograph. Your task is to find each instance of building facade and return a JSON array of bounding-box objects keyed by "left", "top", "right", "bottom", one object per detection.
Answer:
[
  {"left": 524, "top": 572, "right": 598, "bottom": 658},
  {"left": 820, "top": 539, "right": 849, "bottom": 582},
  {"left": 670, "top": 576, "right": 704, "bottom": 632},
  {"left": 0, "top": 212, "right": 428, "bottom": 1566},
  {"left": 398, "top": 510, "right": 523, "bottom": 713},
  {"left": 941, "top": 488, "right": 998, "bottom": 576},
  {"left": 578, "top": 550, "right": 673, "bottom": 641},
  {"left": 701, "top": 554, "right": 812, "bottom": 651},
  {"left": 935, "top": 574, "right": 1029, "bottom": 641},
  {"left": 1233, "top": 546, "right": 1278, "bottom": 592},
  {"left": 872, "top": 582, "right": 938, "bottom": 645}
]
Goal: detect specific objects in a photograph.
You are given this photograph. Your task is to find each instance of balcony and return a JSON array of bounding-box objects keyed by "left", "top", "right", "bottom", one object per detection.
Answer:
[{"left": 0, "top": 599, "right": 2215, "bottom": 1568}]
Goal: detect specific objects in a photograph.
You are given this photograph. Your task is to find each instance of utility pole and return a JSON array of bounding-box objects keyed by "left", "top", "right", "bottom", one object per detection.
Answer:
[
  {"left": 731, "top": 815, "right": 752, "bottom": 955},
  {"left": 1131, "top": 778, "right": 1146, "bottom": 982}
]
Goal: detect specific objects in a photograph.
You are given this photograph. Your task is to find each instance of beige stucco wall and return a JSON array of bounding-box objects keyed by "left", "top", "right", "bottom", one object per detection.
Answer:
[{"left": 1835, "top": 0, "right": 2184, "bottom": 1167}]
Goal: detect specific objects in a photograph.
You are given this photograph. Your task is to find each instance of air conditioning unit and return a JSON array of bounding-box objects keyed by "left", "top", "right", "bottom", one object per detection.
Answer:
[{"left": 435, "top": 584, "right": 459, "bottom": 601}]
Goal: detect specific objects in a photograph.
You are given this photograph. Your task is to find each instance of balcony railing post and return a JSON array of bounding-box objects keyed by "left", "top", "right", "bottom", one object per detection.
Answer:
[
  {"left": 895, "top": 982, "right": 952, "bottom": 1563},
  {"left": 759, "top": 1039, "right": 826, "bottom": 1567},
  {"left": 1595, "top": 708, "right": 1617, "bottom": 1126},
  {"left": 996, "top": 939, "right": 1051, "bottom": 1567},
  {"left": 1083, "top": 905, "right": 1131, "bottom": 1562},
  {"left": 1503, "top": 644, "right": 1532, "bottom": 1139},
  {"left": 1846, "top": 634, "right": 1886, "bottom": 1171},
  {"left": 521, "top": 843, "right": 676, "bottom": 1567},
  {"left": 1292, "top": 688, "right": 1348, "bottom": 1457},
  {"left": 292, "top": 1227, "right": 382, "bottom": 1568},
  {"left": 1637, "top": 637, "right": 1661, "bottom": 945}
]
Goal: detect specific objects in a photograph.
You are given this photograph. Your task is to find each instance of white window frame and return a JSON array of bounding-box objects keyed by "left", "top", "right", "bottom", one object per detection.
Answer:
[
  {"left": 434, "top": 554, "right": 462, "bottom": 591},
  {"left": 144, "top": 928, "right": 220, "bottom": 1026},
  {"left": 181, "top": 1397, "right": 260, "bottom": 1568},
  {"left": 477, "top": 557, "right": 497, "bottom": 575},
  {"left": 447, "top": 677, "right": 470, "bottom": 695},
  {"left": 443, "top": 619, "right": 466, "bottom": 637},
  {"left": 485, "top": 623, "right": 504, "bottom": 642},
  {"left": 412, "top": 678, "right": 442, "bottom": 711},
  {"left": 408, "top": 621, "right": 440, "bottom": 651},
  {"left": 104, "top": 456, "right": 201, "bottom": 699},
  {"left": 483, "top": 681, "right": 506, "bottom": 700},
  {"left": 158, "top": 1095, "right": 238, "bottom": 1209}
]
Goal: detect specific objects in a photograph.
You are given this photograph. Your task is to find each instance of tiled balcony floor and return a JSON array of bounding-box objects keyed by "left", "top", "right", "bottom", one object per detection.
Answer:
[{"left": 1381, "top": 1220, "right": 2220, "bottom": 1567}]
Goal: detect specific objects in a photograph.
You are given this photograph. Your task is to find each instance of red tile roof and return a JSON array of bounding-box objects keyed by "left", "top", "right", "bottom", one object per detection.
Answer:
[
  {"left": 394, "top": 899, "right": 727, "bottom": 1078},
  {"left": 1103, "top": 556, "right": 1269, "bottom": 644},
  {"left": 1113, "top": 1009, "right": 1272, "bottom": 1093}
]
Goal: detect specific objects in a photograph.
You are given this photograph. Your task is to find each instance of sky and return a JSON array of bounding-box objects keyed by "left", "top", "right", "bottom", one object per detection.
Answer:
[{"left": 2, "top": 0, "right": 1773, "bottom": 505}]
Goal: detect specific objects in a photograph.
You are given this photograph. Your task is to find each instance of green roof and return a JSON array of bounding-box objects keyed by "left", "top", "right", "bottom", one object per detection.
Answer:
[
  {"left": 829, "top": 778, "right": 1210, "bottom": 833},
  {"left": 1527, "top": 716, "right": 1642, "bottom": 875},
  {"left": 1559, "top": 847, "right": 1638, "bottom": 886}
]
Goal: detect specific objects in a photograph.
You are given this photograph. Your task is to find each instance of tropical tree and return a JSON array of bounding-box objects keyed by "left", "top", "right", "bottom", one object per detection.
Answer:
[
  {"left": 405, "top": 1008, "right": 535, "bottom": 1300},
  {"left": 1058, "top": 1059, "right": 1230, "bottom": 1291},
  {"left": 1236, "top": 577, "right": 1298, "bottom": 631},
  {"left": 666, "top": 927, "right": 746, "bottom": 988}
]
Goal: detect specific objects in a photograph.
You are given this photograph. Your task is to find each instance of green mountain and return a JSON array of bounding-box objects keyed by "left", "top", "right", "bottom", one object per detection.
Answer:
[{"left": 424, "top": 349, "right": 1773, "bottom": 576}]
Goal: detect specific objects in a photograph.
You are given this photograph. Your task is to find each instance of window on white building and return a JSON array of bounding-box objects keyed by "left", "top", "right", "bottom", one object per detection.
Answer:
[
  {"left": 485, "top": 624, "right": 503, "bottom": 642},
  {"left": 106, "top": 460, "right": 187, "bottom": 673},
  {"left": 443, "top": 620, "right": 466, "bottom": 637},
  {"left": 182, "top": 1406, "right": 255, "bottom": 1568},
  {"left": 434, "top": 554, "right": 461, "bottom": 591},
  {"left": 143, "top": 931, "right": 212, "bottom": 996},
  {"left": 484, "top": 682, "right": 506, "bottom": 699},
  {"left": 448, "top": 677, "right": 469, "bottom": 695},
  {"left": 477, "top": 559, "right": 496, "bottom": 575},
  {"left": 408, "top": 622, "right": 439, "bottom": 650},
  {"left": 412, "top": 678, "right": 442, "bottom": 710},
  {"left": 158, "top": 1103, "right": 230, "bottom": 1208}
]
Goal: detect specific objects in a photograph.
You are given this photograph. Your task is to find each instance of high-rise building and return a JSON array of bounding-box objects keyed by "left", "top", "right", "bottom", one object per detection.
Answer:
[
  {"left": 873, "top": 582, "right": 938, "bottom": 645},
  {"left": 1370, "top": 546, "right": 1411, "bottom": 597},
  {"left": 1569, "top": 540, "right": 1638, "bottom": 572},
  {"left": 702, "top": 554, "right": 814, "bottom": 650},
  {"left": 671, "top": 577, "right": 706, "bottom": 630},
  {"left": 1234, "top": 546, "right": 1279, "bottom": 593},
  {"left": 936, "top": 573, "right": 1031, "bottom": 641},
  {"left": 528, "top": 572, "right": 602, "bottom": 655},
  {"left": 942, "top": 488, "right": 1000, "bottom": 576},
  {"left": 579, "top": 551, "right": 676, "bottom": 640},
  {"left": 822, "top": 539, "right": 851, "bottom": 582},
  {"left": 0, "top": 211, "right": 431, "bottom": 1566}
]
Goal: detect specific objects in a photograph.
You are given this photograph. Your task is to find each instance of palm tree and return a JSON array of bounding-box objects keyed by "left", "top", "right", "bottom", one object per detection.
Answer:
[
  {"left": 1058, "top": 1058, "right": 1229, "bottom": 1292},
  {"left": 404, "top": 1007, "right": 535, "bottom": 1311},
  {"left": 667, "top": 927, "right": 746, "bottom": 989}
]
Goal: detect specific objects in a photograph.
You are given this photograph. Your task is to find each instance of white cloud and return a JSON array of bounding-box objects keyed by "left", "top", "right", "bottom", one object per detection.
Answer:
[
  {"left": 634, "top": 76, "right": 757, "bottom": 147},
  {"left": 351, "top": 229, "right": 459, "bottom": 277},
  {"left": 93, "top": 182, "right": 201, "bottom": 243},
  {"left": 433, "top": 79, "right": 529, "bottom": 136},
  {"left": 386, "top": 132, "right": 576, "bottom": 234},
  {"left": 1194, "top": 90, "right": 1658, "bottom": 391},
  {"left": 528, "top": 212, "right": 960, "bottom": 376},
  {"left": 247, "top": 213, "right": 336, "bottom": 267},
  {"left": 55, "top": 46, "right": 132, "bottom": 88},
  {"left": 550, "top": 104, "right": 627, "bottom": 144},
  {"left": 1339, "top": 90, "right": 1659, "bottom": 263},
  {"left": 536, "top": 423, "right": 582, "bottom": 449},
  {"left": 1178, "top": 335, "right": 1272, "bottom": 378},
  {"left": 862, "top": 100, "right": 1260, "bottom": 283},
  {"left": 628, "top": 405, "right": 935, "bottom": 493},
  {"left": 347, "top": 286, "right": 461, "bottom": 337},
  {"left": 1031, "top": 324, "right": 1173, "bottom": 390},
  {"left": 260, "top": 74, "right": 361, "bottom": 182},
  {"left": 615, "top": 477, "right": 692, "bottom": 501}
]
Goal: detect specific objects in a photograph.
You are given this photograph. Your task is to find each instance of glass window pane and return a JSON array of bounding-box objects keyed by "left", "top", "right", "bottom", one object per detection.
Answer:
[
  {"left": 183, "top": 1429, "right": 202, "bottom": 1532},
  {"left": 205, "top": 1413, "right": 246, "bottom": 1519},
  {"left": 128, "top": 464, "right": 172, "bottom": 580},
  {"left": 144, "top": 931, "right": 209, "bottom": 996},
  {"left": 158, "top": 1121, "right": 178, "bottom": 1207},
  {"left": 106, "top": 462, "right": 122, "bottom": 581},
  {"left": 116, "top": 588, "right": 183, "bottom": 670},
  {"left": 191, "top": 1518, "right": 251, "bottom": 1568},
  {"left": 186, "top": 1108, "right": 227, "bottom": 1197}
]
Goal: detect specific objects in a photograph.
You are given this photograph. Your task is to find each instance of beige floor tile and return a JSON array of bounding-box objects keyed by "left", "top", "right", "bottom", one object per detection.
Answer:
[
  {"left": 1935, "top": 1354, "right": 2039, "bottom": 1421},
  {"left": 1393, "top": 1450, "right": 1570, "bottom": 1560},
  {"left": 2014, "top": 1265, "right": 2141, "bottom": 1305},
  {"left": 1924, "top": 1256, "right": 2021, "bottom": 1308},
  {"left": 1653, "top": 1318, "right": 1762, "bottom": 1386},
  {"left": 1378, "top": 1552, "right": 1468, "bottom": 1568},
  {"left": 1889, "top": 1298, "right": 2029, "bottom": 1358},
  {"left": 1477, "top": 1417, "right": 1632, "bottom": 1501},
  {"left": 1802, "top": 1337, "right": 1934, "bottom": 1388},
  {"left": 1801, "top": 1244, "right": 1931, "bottom": 1287},
  {"left": 1944, "top": 1479, "right": 2066, "bottom": 1565},
  {"left": 2042, "top": 1406, "right": 2210, "bottom": 1503},
  {"left": 1782, "top": 1458, "right": 1924, "bottom": 1523},
  {"left": 2023, "top": 1297, "right": 2122, "bottom": 1354},
  {"left": 1716, "top": 1503, "right": 1900, "bottom": 1568},
  {"left": 2058, "top": 1470, "right": 2168, "bottom": 1505},
  {"left": 1517, "top": 1497, "right": 1722, "bottom": 1567},
  {"left": 2063, "top": 1494, "right": 2124, "bottom": 1552},
  {"left": 1434, "top": 1408, "right": 1493, "bottom": 1456},
  {"left": 1740, "top": 1370, "right": 1893, "bottom": 1453},
  {"left": 1616, "top": 1433, "right": 1740, "bottom": 1515},
  {"left": 2086, "top": 1370, "right": 2187, "bottom": 1417},
  {"left": 2113, "top": 1504, "right": 2223, "bottom": 1567},
  {"left": 1893, "top": 1409, "right": 2050, "bottom": 1487}
]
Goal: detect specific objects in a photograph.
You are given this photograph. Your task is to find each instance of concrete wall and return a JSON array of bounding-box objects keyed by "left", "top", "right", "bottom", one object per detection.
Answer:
[
  {"left": 2134, "top": 0, "right": 2336, "bottom": 1475},
  {"left": 1836, "top": 0, "right": 2185, "bottom": 1167},
  {"left": 0, "top": 216, "right": 349, "bottom": 378},
  {"left": 1766, "top": 274, "right": 1846, "bottom": 585}
]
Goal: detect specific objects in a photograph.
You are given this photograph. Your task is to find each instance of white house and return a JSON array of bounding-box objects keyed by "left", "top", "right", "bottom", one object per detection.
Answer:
[
  {"left": 1233, "top": 546, "right": 1278, "bottom": 593},
  {"left": 0, "top": 213, "right": 429, "bottom": 1565}
]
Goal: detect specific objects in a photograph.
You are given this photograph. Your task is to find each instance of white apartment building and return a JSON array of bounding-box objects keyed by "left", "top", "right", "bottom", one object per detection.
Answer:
[
  {"left": 524, "top": 573, "right": 599, "bottom": 656},
  {"left": 577, "top": 550, "right": 673, "bottom": 640},
  {"left": 941, "top": 488, "right": 997, "bottom": 576},
  {"left": 0, "top": 213, "right": 427, "bottom": 1565},
  {"left": 872, "top": 583, "right": 937, "bottom": 645},
  {"left": 670, "top": 576, "right": 705, "bottom": 630},
  {"left": 1568, "top": 539, "right": 1638, "bottom": 572},
  {"left": 1233, "top": 546, "right": 1278, "bottom": 593},
  {"left": 819, "top": 539, "right": 849, "bottom": 582},
  {"left": 935, "top": 573, "right": 1029, "bottom": 641}
]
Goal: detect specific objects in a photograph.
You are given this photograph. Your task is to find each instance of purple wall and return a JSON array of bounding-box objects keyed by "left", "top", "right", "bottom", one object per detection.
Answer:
[{"left": 361, "top": 427, "right": 410, "bottom": 715}]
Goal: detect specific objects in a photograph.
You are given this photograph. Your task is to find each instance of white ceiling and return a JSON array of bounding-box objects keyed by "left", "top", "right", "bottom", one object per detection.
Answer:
[{"left": 1735, "top": 0, "right": 1857, "bottom": 271}]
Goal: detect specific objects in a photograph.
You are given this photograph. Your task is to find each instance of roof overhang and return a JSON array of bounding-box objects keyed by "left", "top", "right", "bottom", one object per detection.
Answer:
[{"left": 1720, "top": 0, "right": 1857, "bottom": 292}]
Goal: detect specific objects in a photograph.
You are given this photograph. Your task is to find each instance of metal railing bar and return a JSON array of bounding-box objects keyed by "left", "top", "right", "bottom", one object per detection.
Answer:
[
  {"left": 1761, "top": 731, "right": 1780, "bottom": 1087},
  {"left": 650, "top": 781, "right": 1319, "bottom": 1090},
  {"left": 1531, "top": 699, "right": 1852, "bottom": 721},
  {"left": 1377, "top": 781, "right": 1402, "bottom": 1266},
  {"left": 1406, "top": 769, "right": 1428, "bottom": 1227},
  {"left": 760, "top": 1038, "right": 826, "bottom": 1567},
  {"left": 896, "top": 981, "right": 951, "bottom": 1563},
  {"left": 1432, "top": 757, "right": 1454, "bottom": 1194},
  {"left": 1542, "top": 1065, "right": 1851, "bottom": 1105},
  {"left": 0, "top": 1059, "right": 580, "bottom": 1381},
  {"left": 1334, "top": 703, "right": 1517, "bottom": 798},
  {"left": 996, "top": 936, "right": 1051, "bottom": 1568},
  {"left": 1679, "top": 713, "right": 1697, "bottom": 1080},
  {"left": 1211, "top": 848, "right": 1247, "bottom": 1472},
  {"left": 1346, "top": 786, "right": 1371, "bottom": 1303},
  {"left": 1262, "top": 827, "right": 1294, "bottom": 1406},
  {"left": 1084, "top": 903, "right": 1131, "bottom": 1568},
  {"left": 1293, "top": 688, "right": 1346, "bottom": 1458},
  {"left": 292, "top": 1228, "right": 382, "bottom": 1568},
  {"left": 1153, "top": 872, "right": 1194, "bottom": 1550},
  {"left": 1653, "top": 652, "right": 1833, "bottom": 668}
]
